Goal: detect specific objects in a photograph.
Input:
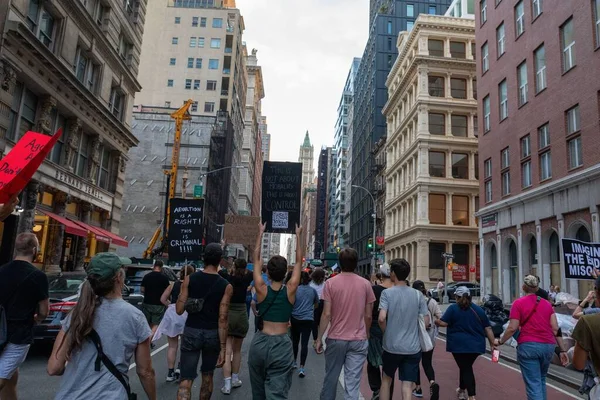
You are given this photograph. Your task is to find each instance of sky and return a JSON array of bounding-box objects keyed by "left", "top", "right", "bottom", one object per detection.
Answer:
[{"left": 236, "top": 0, "right": 368, "bottom": 168}]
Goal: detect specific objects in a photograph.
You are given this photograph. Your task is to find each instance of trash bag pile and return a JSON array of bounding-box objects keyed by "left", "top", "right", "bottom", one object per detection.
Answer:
[{"left": 481, "top": 294, "right": 509, "bottom": 337}]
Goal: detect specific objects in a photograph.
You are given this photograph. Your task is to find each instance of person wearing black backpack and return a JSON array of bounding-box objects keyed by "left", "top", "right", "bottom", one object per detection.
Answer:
[{"left": 0, "top": 233, "right": 48, "bottom": 400}]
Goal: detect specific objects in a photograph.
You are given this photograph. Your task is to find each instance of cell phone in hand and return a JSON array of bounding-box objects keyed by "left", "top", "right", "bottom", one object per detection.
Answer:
[{"left": 492, "top": 349, "right": 500, "bottom": 363}]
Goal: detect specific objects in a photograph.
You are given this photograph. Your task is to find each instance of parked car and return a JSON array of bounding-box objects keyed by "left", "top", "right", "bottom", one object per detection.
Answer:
[
  {"left": 124, "top": 265, "right": 181, "bottom": 294},
  {"left": 429, "top": 282, "right": 481, "bottom": 302},
  {"left": 34, "top": 272, "right": 143, "bottom": 342}
]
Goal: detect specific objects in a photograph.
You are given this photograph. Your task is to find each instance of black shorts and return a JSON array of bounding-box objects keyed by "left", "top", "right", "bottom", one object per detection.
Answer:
[
  {"left": 382, "top": 351, "right": 421, "bottom": 383},
  {"left": 179, "top": 327, "right": 220, "bottom": 380}
]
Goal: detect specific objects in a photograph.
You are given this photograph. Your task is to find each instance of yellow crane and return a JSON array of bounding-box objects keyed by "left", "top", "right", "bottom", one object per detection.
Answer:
[{"left": 143, "top": 99, "right": 193, "bottom": 259}]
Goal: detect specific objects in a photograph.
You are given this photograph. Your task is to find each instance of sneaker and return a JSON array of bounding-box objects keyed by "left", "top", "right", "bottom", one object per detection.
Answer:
[
  {"left": 456, "top": 388, "right": 467, "bottom": 400},
  {"left": 430, "top": 383, "right": 440, "bottom": 400},
  {"left": 292, "top": 363, "right": 298, "bottom": 369},
  {"left": 298, "top": 368, "right": 306, "bottom": 378},
  {"left": 412, "top": 388, "right": 423, "bottom": 398},
  {"left": 166, "top": 371, "right": 177, "bottom": 382},
  {"left": 232, "top": 378, "right": 242, "bottom": 388},
  {"left": 221, "top": 385, "right": 231, "bottom": 395}
]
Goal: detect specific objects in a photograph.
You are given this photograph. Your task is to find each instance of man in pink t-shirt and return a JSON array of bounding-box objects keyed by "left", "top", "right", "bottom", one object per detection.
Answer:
[
  {"left": 496, "top": 275, "right": 568, "bottom": 400},
  {"left": 316, "top": 249, "right": 375, "bottom": 400}
]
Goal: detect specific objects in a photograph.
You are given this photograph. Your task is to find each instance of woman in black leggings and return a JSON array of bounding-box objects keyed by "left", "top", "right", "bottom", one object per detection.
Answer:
[{"left": 290, "top": 271, "right": 319, "bottom": 377}]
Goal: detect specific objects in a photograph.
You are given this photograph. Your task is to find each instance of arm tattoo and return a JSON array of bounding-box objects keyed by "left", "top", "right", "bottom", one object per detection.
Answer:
[{"left": 218, "top": 289, "right": 231, "bottom": 347}]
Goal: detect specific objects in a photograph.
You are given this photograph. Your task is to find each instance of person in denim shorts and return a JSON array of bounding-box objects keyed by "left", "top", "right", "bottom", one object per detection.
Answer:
[{"left": 175, "top": 243, "right": 233, "bottom": 400}]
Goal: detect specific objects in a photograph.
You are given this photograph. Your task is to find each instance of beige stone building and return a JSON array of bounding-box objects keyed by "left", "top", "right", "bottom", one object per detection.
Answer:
[
  {"left": 383, "top": 14, "right": 478, "bottom": 284},
  {"left": 0, "top": 0, "right": 146, "bottom": 271}
]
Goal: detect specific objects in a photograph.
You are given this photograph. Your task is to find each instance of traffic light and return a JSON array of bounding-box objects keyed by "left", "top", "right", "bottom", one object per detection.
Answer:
[{"left": 367, "top": 238, "right": 373, "bottom": 251}]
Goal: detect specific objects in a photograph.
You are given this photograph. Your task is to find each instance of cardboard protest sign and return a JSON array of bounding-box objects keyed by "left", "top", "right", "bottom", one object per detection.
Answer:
[
  {"left": 562, "top": 238, "right": 600, "bottom": 280},
  {"left": 224, "top": 214, "right": 260, "bottom": 248},
  {"left": 262, "top": 161, "right": 302, "bottom": 234},
  {"left": 0, "top": 129, "right": 63, "bottom": 203},
  {"left": 168, "top": 198, "right": 204, "bottom": 262}
]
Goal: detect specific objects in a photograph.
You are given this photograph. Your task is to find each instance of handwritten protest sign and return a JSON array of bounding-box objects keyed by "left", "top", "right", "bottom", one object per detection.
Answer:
[
  {"left": 168, "top": 198, "right": 204, "bottom": 262},
  {"left": 224, "top": 214, "right": 260, "bottom": 248},
  {"left": 562, "top": 238, "right": 600, "bottom": 280},
  {"left": 261, "top": 161, "right": 302, "bottom": 234},
  {"left": 0, "top": 129, "right": 62, "bottom": 203}
]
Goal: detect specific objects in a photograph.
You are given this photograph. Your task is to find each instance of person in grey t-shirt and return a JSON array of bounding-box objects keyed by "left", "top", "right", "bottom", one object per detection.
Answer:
[
  {"left": 378, "top": 259, "right": 429, "bottom": 400},
  {"left": 47, "top": 252, "right": 156, "bottom": 400}
]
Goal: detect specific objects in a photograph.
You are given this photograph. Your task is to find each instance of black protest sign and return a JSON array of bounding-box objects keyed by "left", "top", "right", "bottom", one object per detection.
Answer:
[
  {"left": 262, "top": 161, "right": 302, "bottom": 234},
  {"left": 168, "top": 198, "right": 204, "bottom": 262},
  {"left": 562, "top": 238, "right": 600, "bottom": 280}
]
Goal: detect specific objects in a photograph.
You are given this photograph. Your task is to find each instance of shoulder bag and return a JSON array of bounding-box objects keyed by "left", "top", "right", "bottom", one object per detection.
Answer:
[
  {"left": 88, "top": 329, "right": 137, "bottom": 400},
  {"left": 416, "top": 290, "right": 434, "bottom": 352},
  {"left": 0, "top": 270, "right": 36, "bottom": 354},
  {"left": 513, "top": 296, "right": 541, "bottom": 341},
  {"left": 184, "top": 275, "right": 225, "bottom": 314},
  {"left": 256, "top": 287, "right": 283, "bottom": 331}
]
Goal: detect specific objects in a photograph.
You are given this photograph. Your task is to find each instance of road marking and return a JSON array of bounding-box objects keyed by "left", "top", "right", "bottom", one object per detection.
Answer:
[
  {"left": 128, "top": 343, "right": 169, "bottom": 371},
  {"left": 435, "top": 338, "right": 579, "bottom": 399}
]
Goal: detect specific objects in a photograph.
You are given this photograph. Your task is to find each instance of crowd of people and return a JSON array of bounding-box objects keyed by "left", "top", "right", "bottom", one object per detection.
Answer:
[{"left": 2, "top": 225, "right": 600, "bottom": 400}]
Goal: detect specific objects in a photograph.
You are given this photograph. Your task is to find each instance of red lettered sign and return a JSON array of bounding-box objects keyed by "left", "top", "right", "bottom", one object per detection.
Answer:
[
  {"left": 452, "top": 264, "right": 468, "bottom": 282},
  {"left": 0, "top": 129, "right": 62, "bottom": 203}
]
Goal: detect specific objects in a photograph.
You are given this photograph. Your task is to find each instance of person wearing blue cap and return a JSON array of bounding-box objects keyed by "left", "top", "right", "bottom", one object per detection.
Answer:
[{"left": 47, "top": 252, "right": 156, "bottom": 400}]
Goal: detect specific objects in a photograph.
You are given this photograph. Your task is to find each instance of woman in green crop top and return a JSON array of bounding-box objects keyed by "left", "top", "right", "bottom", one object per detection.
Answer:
[{"left": 248, "top": 222, "right": 304, "bottom": 399}]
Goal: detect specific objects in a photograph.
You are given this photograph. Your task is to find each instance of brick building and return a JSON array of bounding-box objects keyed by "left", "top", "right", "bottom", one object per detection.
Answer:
[{"left": 476, "top": 0, "right": 600, "bottom": 302}]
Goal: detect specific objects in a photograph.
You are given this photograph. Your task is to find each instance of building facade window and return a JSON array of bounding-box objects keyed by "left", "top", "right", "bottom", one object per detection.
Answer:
[
  {"left": 406, "top": 21, "right": 414, "bottom": 31},
  {"left": 204, "top": 102, "right": 215, "bottom": 113},
  {"left": 428, "top": 39, "right": 444, "bottom": 57},
  {"left": 452, "top": 153, "right": 469, "bottom": 179},
  {"left": 7, "top": 83, "right": 38, "bottom": 142},
  {"left": 192, "top": 16, "right": 198, "bottom": 27},
  {"left": 27, "top": 0, "right": 56, "bottom": 50},
  {"left": 429, "top": 5, "right": 437, "bottom": 14},
  {"left": 206, "top": 80, "right": 217, "bottom": 90},
  {"left": 167, "top": 79, "right": 174, "bottom": 87},
  {"left": 209, "top": 59, "right": 219, "bottom": 69},
  {"left": 200, "top": 17, "right": 207, "bottom": 27},
  {"left": 484, "top": 158, "right": 492, "bottom": 179},
  {"left": 483, "top": 95, "right": 491, "bottom": 132},
  {"left": 451, "top": 115, "right": 468, "bottom": 137},
  {"left": 407, "top": 4, "right": 414, "bottom": 17},
  {"left": 175, "top": 16, "right": 181, "bottom": 24},
  {"left": 387, "top": 21, "right": 393, "bottom": 34},
  {"left": 185, "top": 79, "right": 192, "bottom": 89},
  {"left": 517, "top": 61, "right": 528, "bottom": 106},
  {"left": 501, "top": 147, "right": 510, "bottom": 169},
  {"left": 568, "top": 137, "right": 583, "bottom": 168},
  {"left": 187, "top": 57, "right": 194, "bottom": 68},
  {"left": 499, "top": 79, "right": 508, "bottom": 120},
  {"left": 48, "top": 109, "right": 66, "bottom": 164},
  {"left": 522, "top": 161, "right": 532, "bottom": 188},
  {"left": 428, "top": 76, "right": 445, "bottom": 97},
  {"left": 450, "top": 78, "right": 467, "bottom": 99},
  {"left": 540, "top": 151, "right": 552, "bottom": 180},
  {"left": 191, "top": 101, "right": 198, "bottom": 112},
  {"left": 532, "top": 0, "right": 542, "bottom": 18},
  {"left": 109, "top": 87, "right": 124, "bottom": 121},
  {"left": 515, "top": 1, "right": 525, "bottom": 37},
  {"left": 482, "top": 42, "right": 489, "bottom": 72},
  {"left": 74, "top": 134, "right": 90, "bottom": 178},
  {"left": 198, "top": 37, "right": 205, "bottom": 47},
  {"left": 210, "top": 38, "right": 221, "bottom": 48},
  {"left": 485, "top": 180, "right": 492, "bottom": 202},
  {"left": 502, "top": 170, "right": 511, "bottom": 195},
  {"left": 196, "top": 58, "right": 202, "bottom": 68},
  {"left": 190, "top": 37, "right": 196, "bottom": 47},
  {"left": 566, "top": 105, "right": 580, "bottom": 134},
  {"left": 521, "top": 135, "right": 531, "bottom": 158},
  {"left": 497, "top": 22, "right": 505, "bottom": 57},
  {"left": 452, "top": 196, "right": 469, "bottom": 226},
  {"left": 475, "top": 154, "right": 479, "bottom": 179},
  {"left": 97, "top": 147, "right": 113, "bottom": 190},
  {"left": 429, "top": 151, "right": 446, "bottom": 177},
  {"left": 429, "top": 113, "right": 445, "bottom": 135},
  {"left": 561, "top": 18, "right": 576, "bottom": 72},
  {"left": 538, "top": 123, "right": 550, "bottom": 148},
  {"left": 501, "top": 147, "right": 510, "bottom": 195},
  {"left": 172, "top": 37, "right": 178, "bottom": 45},
  {"left": 429, "top": 194, "right": 446, "bottom": 224},
  {"left": 213, "top": 18, "right": 223, "bottom": 28},
  {"left": 193, "top": 79, "right": 200, "bottom": 90},
  {"left": 450, "top": 42, "right": 466, "bottom": 58},
  {"left": 481, "top": 0, "right": 487, "bottom": 24},
  {"left": 534, "top": 45, "right": 546, "bottom": 93},
  {"left": 170, "top": 57, "right": 176, "bottom": 65}
]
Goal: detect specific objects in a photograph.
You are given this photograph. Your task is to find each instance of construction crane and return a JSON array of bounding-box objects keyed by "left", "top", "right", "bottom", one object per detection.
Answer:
[{"left": 143, "top": 99, "right": 193, "bottom": 259}]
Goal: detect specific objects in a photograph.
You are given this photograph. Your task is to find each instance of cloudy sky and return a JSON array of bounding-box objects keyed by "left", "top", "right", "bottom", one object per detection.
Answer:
[{"left": 236, "top": 0, "right": 368, "bottom": 168}]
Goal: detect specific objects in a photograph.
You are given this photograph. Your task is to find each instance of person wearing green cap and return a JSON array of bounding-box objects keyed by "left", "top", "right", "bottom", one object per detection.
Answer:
[{"left": 47, "top": 252, "right": 157, "bottom": 400}]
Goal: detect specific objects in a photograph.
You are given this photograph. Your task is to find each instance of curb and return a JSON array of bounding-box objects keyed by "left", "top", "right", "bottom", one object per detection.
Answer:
[{"left": 437, "top": 331, "right": 581, "bottom": 391}]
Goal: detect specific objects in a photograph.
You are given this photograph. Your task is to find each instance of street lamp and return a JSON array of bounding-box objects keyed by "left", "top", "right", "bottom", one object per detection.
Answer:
[{"left": 352, "top": 184, "right": 377, "bottom": 276}]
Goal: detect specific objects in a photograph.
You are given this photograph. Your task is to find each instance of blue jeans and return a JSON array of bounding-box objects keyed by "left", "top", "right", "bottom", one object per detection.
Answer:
[{"left": 517, "top": 342, "right": 555, "bottom": 400}]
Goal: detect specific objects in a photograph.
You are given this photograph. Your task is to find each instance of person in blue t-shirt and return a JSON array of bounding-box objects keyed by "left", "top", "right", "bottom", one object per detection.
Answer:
[{"left": 436, "top": 287, "right": 497, "bottom": 400}]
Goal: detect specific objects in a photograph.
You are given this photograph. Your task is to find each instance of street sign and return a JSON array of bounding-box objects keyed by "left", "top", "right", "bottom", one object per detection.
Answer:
[
  {"left": 442, "top": 252, "right": 454, "bottom": 258},
  {"left": 193, "top": 184, "right": 203, "bottom": 198}
]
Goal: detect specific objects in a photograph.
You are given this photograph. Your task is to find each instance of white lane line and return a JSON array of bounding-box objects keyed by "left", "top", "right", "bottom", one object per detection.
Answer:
[
  {"left": 128, "top": 343, "right": 169, "bottom": 371},
  {"left": 435, "top": 338, "right": 579, "bottom": 399}
]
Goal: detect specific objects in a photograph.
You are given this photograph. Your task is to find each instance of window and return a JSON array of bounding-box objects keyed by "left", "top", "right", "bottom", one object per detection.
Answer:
[
  {"left": 170, "top": 57, "right": 176, "bottom": 65},
  {"left": 566, "top": 105, "right": 580, "bottom": 134},
  {"left": 473, "top": 79, "right": 478, "bottom": 99},
  {"left": 538, "top": 123, "right": 550, "bottom": 147},
  {"left": 484, "top": 158, "right": 492, "bottom": 179},
  {"left": 175, "top": 16, "right": 181, "bottom": 24},
  {"left": 532, "top": 0, "right": 542, "bottom": 18},
  {"left": 191, "top": 101, "right": 198, "bottom": 112},
  {"left": 521, "top": 135, "right": 531, "bottom": 158},
  {"left": 165, "top": 101, "right": 171, "bottom": 107},
  {"left": 595, "top": 0, "right": 600, "bottom": 47},
  {"left": 192, "top": 16, "right": 198, "bottom": 27},
  {"left": 190, "top": 37, "right": 196, "bottom": 47},
  {"left": 185, "top": 79, "right": 191, "bottom": 89},
  {"left": 27, "top": 0, "right": 55, "bottom": 49},
  {"left": 534, "top": 45, "right": 546, "bottom": 92},
  {"left": 109, "top": 87, "right": 124, "bottom": 121},
  {"left": 200, "top": 17, "right": 207, "bottom": 27},
  {"left": 187, "top": 57, "right": 194, "bottom": 68},
  {"left": 48, "top": 109, "right": 66, "bottom": 164},
  {"left": 75, "top": 134, "right": 90, "bottom": 178},
  {"left": 522, "top": 161, "right": 532, "bottom": 188},
  {"left": 475, "top": 154, "right": 479, "bottom": 179},
  {"left": 568, "top": 136, "right": 583, "bottom": 168},
  {"left": 429, "top": 151, "right": 446, "bottom": 177},
  {"left": 172, "top": 37, "right": 178, "bottom": 45},
  {"left": 451, "top": 115, "right": 468, "bottom": 137},
  {"left": 428, "top": 76, "right": 445, "bottom": 97},
  {"left": 452, "top": 196, "right": 469, "bottom": 226},
  {"left": 429, "top": 243, "right": 446, "bottom": 279},
  {"left": 498, "top": 79, "right": 508, "bottom": 120},
  {"left": 471, "top": 43, "right": 476, "bottom": 60},
  {"left": 198, "top": 37, "right": 205, "bottom": 47},
  {"left": 118, "top": 34, "right": 132, "bottom": 60},
  {"left": 406, "top": 21, "right": 414, "bottom": 31},
  {"left": 502, "top": 171, "right": 511, "bottom": 195},
  {"left": 482, "top": 42, "right": 489, "bottom": 72},
  {"left": 561, "top": 18, "right": 575, "bottom": 72},
  {"left": 204, "top": 102, "right": 215, "bottom": 113},
  {"left": 496, "top": 23, "right": 505, "bottom": 57},
  {"left": 212, "top": 18, "right": 223, "bottom": 28},
  {"left": 474, "top": 116, "right": 479, "bottom": 136},
  {"left": 451, "top": 78, "right": 467, "bottom": 99},
  {"left": 483, "top": 95, "right": 491, "bottom": 132},
  {"left": 196, "top": 58, "right": 202, "bottom": 68},
  {"left": 429, "top": 113, "right": 445, "bottom": 135},
  {"left": 428, "top": 39, "right": 444, "bottom": 57},
  {"left": 429, "top": 194, "right": 446, "bottom": 224},
  {"left": 515, "top": 1, "right": 525, "bottom": 37},
  {"left": 209, "top": 59, "right": 219, "bottom": 69},
  {"left": 429, "top": 5, "right": 436, "bottom": 14},
  {"left": 85, "top": 60, "right": 101, "bottom": 92},
  {"left": 6, "top": 83, "right": 38, "bottom": 142},
  {"left": 485, "top": 180, "right": 493, "bottom": 202},
  {"left": 450, "top": 42, "right": 466, "bottom": 59},
  {"left": 97, "top": 147, "right": 113, "bottom": 190},
  {"left": 517, "top": 62, "right": 528, "bottom": 106},
  {"left": 387, "top": 21, "right": 393, "bottom": 34},
  {"left": 206, "top": 80, "right": 217, "bottom": 91},
  {"left": 167, "top": 79, "right": 174, "bottom": 87},
  {"left": 501, "top": 148, "right": 510, "bottom": 169},
  {"left": 75, "top": 47, "right": 89, "bottom": 83},
  {"left": 480, "top": 0, "right": 487, "bottom": 24},
  {"left": 193, "top": 79, "right": 200, "bottom": 90},
  {"left": 387, "top": 38, "right": 392, "bottom": 51},
  {"left": 452, "top": 153, "right": 469, "bottom": 179},
  {"left": 540, "top": 151, "right": 552, "bottom": 180},
  {"left": 407, "top": 4, "right": 414, "bottom": 17},
  {"left": 210, "top": 38, "right": 221, "bottom": 48}
]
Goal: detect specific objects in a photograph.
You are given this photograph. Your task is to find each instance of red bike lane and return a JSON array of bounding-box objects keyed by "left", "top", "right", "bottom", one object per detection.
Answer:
[{"left": 359, "top": 340, "right": 579, "bottom": 399}]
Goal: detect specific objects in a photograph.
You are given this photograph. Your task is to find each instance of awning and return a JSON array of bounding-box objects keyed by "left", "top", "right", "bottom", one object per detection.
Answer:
[
  {"left": 100, "top": 229, "right": 129, "bottom": 248},
  {"left": 69, "top": 220, "right": 111, "bottom": 244},
  {"left": 40, "top": 211, "right": 88, "bottom": 237}
]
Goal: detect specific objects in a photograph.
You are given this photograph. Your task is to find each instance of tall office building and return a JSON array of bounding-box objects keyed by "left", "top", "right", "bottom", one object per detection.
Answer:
[
  {"left": 260, "top": 116, "right": 270, "bottom": 160},
  {"left": 316, "top": 147, "right": 331, "bottom": 257},
  {"left": 133, "top": 0, "right": 247, "bottom": 244},
  {"left": 333, "top": 58, "right": 360, "bottom": 249},
  {"left": 327, "top": 148, "right": 337, "bottom": 251},
  {"left": 299, "top": 131, "right": 315, "bottom": 191},
  {"left": 351, "top": 0, "right": 453, "bottom": 269}
]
